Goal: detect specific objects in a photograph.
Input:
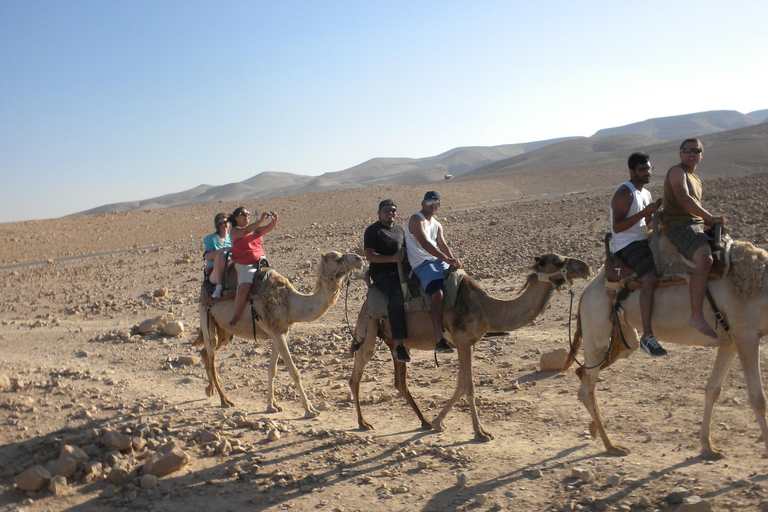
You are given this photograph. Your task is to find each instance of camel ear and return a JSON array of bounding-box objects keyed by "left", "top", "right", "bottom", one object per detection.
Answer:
[{"left": 534, "top": 256, "right": 542, "bottom": 265}]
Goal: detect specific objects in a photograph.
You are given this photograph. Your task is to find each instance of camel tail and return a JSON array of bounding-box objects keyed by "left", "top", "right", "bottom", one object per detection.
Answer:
[
  {"left": 192, "top": 328, "right": 204, "bottom": 348},
  {"left": 561, "top": 300, "right": 583, "bottom": 373}
]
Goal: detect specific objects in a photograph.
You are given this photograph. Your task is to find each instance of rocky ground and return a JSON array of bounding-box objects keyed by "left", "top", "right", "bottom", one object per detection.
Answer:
[{"left": 2, "top": 174, "right": 768, "bottom": 512}]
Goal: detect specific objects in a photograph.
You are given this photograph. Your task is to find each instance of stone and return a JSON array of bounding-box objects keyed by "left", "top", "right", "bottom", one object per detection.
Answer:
[
  {"left": 14, "top": 465, "right": 51, "bottom": 492},
  {"left": 607, "top": 474, "right": 622, "bottom": 486},
  {"left": 176, "top": 355, "right": 200, "bottom": 366},
  {"left": 48, "top": 475, "right": 68, "bottom": 495},
  {"left": 138, "top": 313, "right": 174, "bottom": 335},
  {"left": 0, "top": 374, "right": 11, "bottom": 391},
  {"left": 667, "top": 486, "right": 692, "bottom": 504},
  {"left": 674, "top": 496, "right": 712, "bottom": 512},
  {"left": 456, "top": 472, "right": 470, "bottom": 487},
  {"left": 142, "top": 443, "right": 189, "bottom": 477},
  {"left": 153, "top": 288, "right": 168, "bottom": 297},
  {"left": 60, "top": 444, "right": 89, "bottom": 462},
  {"left": 45, "top": 457, "right": 77, "bottom": 478},
  {"left": 163, "top": 321, "right": 184, "bottom": 337},
  {"left": 103, "top": 429, "right": 132, "bottom": 451},
  {"left": 107, "top": 460, "right": 135, "bottom": 485},
  {"left": 540, "top": 348, "right": 569, "bottom": 371},
  {"left": 140, "top": 474, "right": 158, "bottom": 490}
]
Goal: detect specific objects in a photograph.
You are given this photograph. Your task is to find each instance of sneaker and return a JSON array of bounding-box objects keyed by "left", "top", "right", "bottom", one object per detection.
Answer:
[
  {"left": 394, "top": 345, "right": 411, "bottom": 363},
  {"left": 640, "top": 334, "right": 668, "bottom": 356},
  {"left": 212, "top": 285, "right": 222, "bottom": 299},
  {"left": 435, "top": 338, "right": 454, "bottom": 353}
]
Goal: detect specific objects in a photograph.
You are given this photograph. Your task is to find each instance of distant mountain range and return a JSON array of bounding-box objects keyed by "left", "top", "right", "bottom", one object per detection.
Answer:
[{"left": 74, "top": 109, "right": 767, "bottom": 216}]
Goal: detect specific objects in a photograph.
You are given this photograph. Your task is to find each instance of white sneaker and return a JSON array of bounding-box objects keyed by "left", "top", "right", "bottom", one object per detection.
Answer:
[{"left": 212, "top": 285, "right": 222, "bottom": 299}]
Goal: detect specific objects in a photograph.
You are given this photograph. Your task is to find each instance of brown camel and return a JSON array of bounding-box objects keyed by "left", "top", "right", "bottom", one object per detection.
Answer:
[
  {"left": 563, "top": 240, "right": 768, "bottom": 459},
  {"left": 194, "top": 251, "right": 363, "bottom": 418},
  {"left": 349, "top": 253, "right": 591, "bottom": 441}
]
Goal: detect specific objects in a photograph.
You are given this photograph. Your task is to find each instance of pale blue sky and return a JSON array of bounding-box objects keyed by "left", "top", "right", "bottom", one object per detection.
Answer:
[{"left": 1, "top": 1, "right": 765, "bottom": 223}]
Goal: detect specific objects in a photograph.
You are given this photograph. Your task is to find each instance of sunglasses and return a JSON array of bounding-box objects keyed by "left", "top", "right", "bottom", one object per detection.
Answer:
[
  {"left": 238, "top": 211, "right": 251, "bottom": 217},
  {"left": 381, "top": 207, "right": 397, "bottom": 213},
  {"left": 680, "top": 147, "right": 702, "bottom": 154},
  {"left": 218, "top": 220, "right": 229, "bottom": 226},
  {"left": 424, "top": 199, "right": 440, "bottom": 205}
]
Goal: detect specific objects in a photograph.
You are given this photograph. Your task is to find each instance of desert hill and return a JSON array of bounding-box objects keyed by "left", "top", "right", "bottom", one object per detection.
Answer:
[{"left": 72, "top": 109, "right": 765, "bottom": 217}]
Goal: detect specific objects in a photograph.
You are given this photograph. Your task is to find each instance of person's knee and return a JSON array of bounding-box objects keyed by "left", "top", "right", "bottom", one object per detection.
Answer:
[{"left": 692, "top": 246, "right": 713, "bottom": 270}]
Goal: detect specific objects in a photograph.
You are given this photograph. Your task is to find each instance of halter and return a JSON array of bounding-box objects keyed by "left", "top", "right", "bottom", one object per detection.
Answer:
[
  {"left": 324, "top": 259, "right": 350, "bottom": 282},
  {"left": 536, "top": 257, "right": 572, "bottom": 290}
]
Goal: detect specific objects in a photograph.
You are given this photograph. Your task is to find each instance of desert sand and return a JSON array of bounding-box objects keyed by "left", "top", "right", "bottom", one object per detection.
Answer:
[{"left": 2, "top": 172, "right": 768, "bottom": 512}]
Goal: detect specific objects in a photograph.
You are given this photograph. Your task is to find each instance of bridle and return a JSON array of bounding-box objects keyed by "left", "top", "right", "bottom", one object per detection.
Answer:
[{"left": 535, "top": 257, "right": 573, "bottom": 290}]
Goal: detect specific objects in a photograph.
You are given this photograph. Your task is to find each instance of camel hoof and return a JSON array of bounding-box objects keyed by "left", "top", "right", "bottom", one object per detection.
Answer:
[
  {"left": 475, "top": 432, "right": 494, "bottom": 443},
  {"left": 420, "top": 421, "right": 433, "bottom": 430},
  {"left": 431, "top": 421, "right": 445, "bottom": 432},
  {"left": 205, "top": 386, "right": 214, "bottom": 397},
  {"left": 606, "top": 445, "right": 630, "bottom": 456},
  {"left": 304, "top": 409, "right": 320, "bottom": 419},
  {"left": 220, "top": 400, "right": 235, "bottom": 408},
  {"left": 700, "top": 447, "right": 726, "bottom": 460},
  {"left": 266, "top": 404, "right": 283, "bottom": 413},
  {"left": 359, "top": 422, "right": 374, "bottom": 431}
]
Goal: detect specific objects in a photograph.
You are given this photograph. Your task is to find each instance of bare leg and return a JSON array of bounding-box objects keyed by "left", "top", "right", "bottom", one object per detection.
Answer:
[
  {"left": 689, "top": 245, "right": 717, "bottom": 338},
  {"left": 229, "top": 282, "right": 251, "bottom": 326}
]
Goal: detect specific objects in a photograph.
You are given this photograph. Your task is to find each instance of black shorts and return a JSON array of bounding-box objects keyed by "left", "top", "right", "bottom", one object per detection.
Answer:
[{"left": 616, "top": 239, "right": 656, "bottom": 278}]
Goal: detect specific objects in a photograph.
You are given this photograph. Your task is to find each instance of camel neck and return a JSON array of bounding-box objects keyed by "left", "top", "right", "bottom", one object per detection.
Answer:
[{"left": 482, "top": 276, "right": 555, "bottom": 332}]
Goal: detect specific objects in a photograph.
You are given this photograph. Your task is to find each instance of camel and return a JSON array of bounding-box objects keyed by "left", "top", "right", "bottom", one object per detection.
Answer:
[
  {"left": 349, "top": 253, "right": 591, "bottom": 441},
  {"left": 563, "top": 240, "right": 768, "bottom": 459},
  {"left": 194, "top": 251, "right": 363, "bottom": 418}
]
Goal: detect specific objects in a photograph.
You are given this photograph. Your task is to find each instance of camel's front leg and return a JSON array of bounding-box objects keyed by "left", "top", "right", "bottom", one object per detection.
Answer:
[
  {"left": 349, "top": 316, "right": 378, "bottom": 430},
  {"left": 699, "top": 343, "right": 738, "bottom": 459},
  {"left": 272, "top": 333, "right": 318, "bottom": 418},
  {"left": 733, "top": 337, "right": 768, "bottom": 458},
  {"left": 577, "top": 365, "right": 628, "bottom": 456},
  {"left": 431, "top": 348, "right": 475, "bottom": 437},
  {"left": 456, "top": 345, "right": 492, "bottom": 441}
]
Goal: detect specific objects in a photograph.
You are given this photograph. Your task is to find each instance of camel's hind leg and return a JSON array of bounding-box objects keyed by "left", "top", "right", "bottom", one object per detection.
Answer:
[
  {"left": 269, "top": 332, "right": 318, "bottom": 418},
  {"left": 699, "top": 343, "right": 738, "bottom": 459},
  {"left": 349, "top": 314, "right": 379, "bottom": 430},
  {"left": 199, "top": 310, "right": 235, "bottom": 408}
]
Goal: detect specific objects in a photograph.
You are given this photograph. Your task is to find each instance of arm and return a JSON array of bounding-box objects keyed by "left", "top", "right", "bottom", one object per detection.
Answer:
[
  {"left": 611, "top": 186, "right": 661, "bottom": 233},
  {"left": 668, "top": 167, "right": 725, "bottom": 226},
  {"left": 255, "top": 211, "right": 278, "bottom": 237},
  {"left": 435, "top": 226, "right": 461, "bottom": 269},
  {"left": 230, "top": 211, "right": 272, "bottom": 241}
]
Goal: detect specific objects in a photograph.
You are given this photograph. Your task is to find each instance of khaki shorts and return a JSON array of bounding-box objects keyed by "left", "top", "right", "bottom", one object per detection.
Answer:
[
  {"left": 666, "top": 221, "right": 710, "bottom": 260},
  {"left": 234, "top": 262, "right": 258, "bottom": 285}
]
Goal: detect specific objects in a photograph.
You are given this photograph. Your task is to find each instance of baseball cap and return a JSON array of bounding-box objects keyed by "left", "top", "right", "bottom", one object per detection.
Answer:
[
  {"left": 378, "top": 199, "right": 396, "bottom": 210},
  {"left": 423, "top": 191, "right": 441, "bottom": 202}
]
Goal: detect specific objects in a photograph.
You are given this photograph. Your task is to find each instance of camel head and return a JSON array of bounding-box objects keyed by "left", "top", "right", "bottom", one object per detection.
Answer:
[
  {"left": 317, "top": 251, "right": 364, "bottom": 282},
  {"left": 531, "top": 253, "right": 591, "bottom": 288}
]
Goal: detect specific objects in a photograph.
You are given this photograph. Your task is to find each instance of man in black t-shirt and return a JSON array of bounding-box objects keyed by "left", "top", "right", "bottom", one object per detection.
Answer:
[{"left": 363, "top": 199, "right": 410, "bottom": 363}]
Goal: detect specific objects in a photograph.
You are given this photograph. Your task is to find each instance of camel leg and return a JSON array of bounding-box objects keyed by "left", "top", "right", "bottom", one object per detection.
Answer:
[
  {"left": 699, "top": 343, "right": 738, "bottom": 459},
  {"left": 733, "top": 337, "right": 768, "bottom": 458},
  {"left": 199, "top": 310, "right": 235, "bottom": 408},
  {"left": 271, "top": 332, "right": 319, "bottom": 418},
  {"left": 349, "top": 316, "right": 378, "bottom": 430},
  {"left": 458, "top": 345, "right": 492, "bottom": 441},
  {"left": 393, "top": 352, "right": 433, "bottom": 430},
  {"left": 265, "top": 341, "right": 283, "bottom": 413},
  {"left": 431, "top": 346, "right": 471, "bottom": 436}
]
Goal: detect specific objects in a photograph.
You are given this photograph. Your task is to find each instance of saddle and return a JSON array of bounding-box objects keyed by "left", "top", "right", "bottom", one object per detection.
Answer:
[
  {"left": 366, "top": 266, "right": 466, "bottom": 319},
  {"left": 605, "top": 213, "right": 730, "bottom": 291},
  {"left": 200, "top": 257, "right": 274, "bottom": 304}
]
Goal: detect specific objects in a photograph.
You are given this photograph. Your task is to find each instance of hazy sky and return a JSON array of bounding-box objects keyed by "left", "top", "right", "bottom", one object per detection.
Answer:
[{"left": 1, "top": 1, "right": 766, "bottom": 223}]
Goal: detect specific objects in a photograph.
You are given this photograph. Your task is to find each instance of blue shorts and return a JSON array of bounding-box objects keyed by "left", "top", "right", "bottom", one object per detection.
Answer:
[{"left": 413, "top": 260, "right": 449, "bottom": 295}]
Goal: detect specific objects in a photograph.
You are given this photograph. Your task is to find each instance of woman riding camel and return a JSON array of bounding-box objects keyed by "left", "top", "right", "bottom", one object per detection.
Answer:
[
  {"left": 227, "top": 206, "right": 279, "bottom": 326},
  {"left": 203, "top": 213, "right": 231, "bottom": 299}
]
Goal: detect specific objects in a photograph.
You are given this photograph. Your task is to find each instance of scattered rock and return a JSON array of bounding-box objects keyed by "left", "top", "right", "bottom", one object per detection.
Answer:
[
  {"left": 15, "top": 465, "right": 51, "bottom": 492},
  {"left": 539, "top": 348, "right": 569, "bottom": 371},
  {"left": 142, "top": 442, "right": 190, "bottom": 477},
  {"left": 674, "top": 496, "right": 712, "bottom": 512}
]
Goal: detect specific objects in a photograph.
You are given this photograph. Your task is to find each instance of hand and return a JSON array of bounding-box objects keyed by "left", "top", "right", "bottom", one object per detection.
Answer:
[
  {"left": 446, "top": 257, "right": 462, "bottom": 269},
  {"left": 391, "top": 252, "right": 404, "bottom": 263},
  {"left": 712, "top": 215, "right": 725, "bottom": 226},
  {"left": 644, "top": 199, "right": 662, "bottom": 215}
]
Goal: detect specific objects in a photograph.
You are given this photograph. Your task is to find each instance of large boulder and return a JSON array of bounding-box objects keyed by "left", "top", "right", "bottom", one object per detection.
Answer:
[
  {"left": 14, "top": 465, "right": 51, "bottom": 492},
  {"left": 142, "top": 442, "right": 190, "bottom": 477}
]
